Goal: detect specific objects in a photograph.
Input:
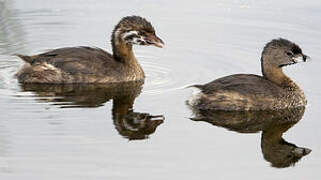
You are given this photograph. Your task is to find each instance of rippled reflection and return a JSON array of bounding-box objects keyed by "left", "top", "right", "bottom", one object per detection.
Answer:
[
  {"left": 112, "top": 94, "right": 164, "bottom": 140},
  {"left": 188, "top": 106, "right": 311, "bottom": 168},
  {"left": 20, "top": 81, "right": 164, "bottom": 140},
  {"left": 0, "top": 0, "right": 26, "bottom": 91},
  {"left": 0, "top": 0, "right": 25, "bottom": 54}
]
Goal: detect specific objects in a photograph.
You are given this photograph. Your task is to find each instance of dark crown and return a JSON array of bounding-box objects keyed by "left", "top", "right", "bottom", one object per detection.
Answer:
[
  {"left": 114, "top": 16, "right": 155, "bottom": 33},
  {"left": 263, "top": 38, "right": 302, "bottom": 54}
]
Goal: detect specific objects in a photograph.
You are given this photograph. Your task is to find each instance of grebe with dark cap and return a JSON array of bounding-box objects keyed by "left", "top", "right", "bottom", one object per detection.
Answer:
[{"left": 189, "top": 38, "right": 310, "bottom": 111}]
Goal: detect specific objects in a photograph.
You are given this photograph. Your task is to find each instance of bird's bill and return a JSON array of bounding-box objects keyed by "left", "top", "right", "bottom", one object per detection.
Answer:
[{"left": 145, "top": 33, "right": 164, "bottom": 48}]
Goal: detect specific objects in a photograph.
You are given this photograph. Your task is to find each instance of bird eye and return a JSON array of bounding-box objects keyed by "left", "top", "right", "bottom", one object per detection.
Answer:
[
  {"left": 286, "top": 51, "right": 294, "bottom": 56},
  {"left": 139, "top": 31, "right": 146, "bottom": 36}
]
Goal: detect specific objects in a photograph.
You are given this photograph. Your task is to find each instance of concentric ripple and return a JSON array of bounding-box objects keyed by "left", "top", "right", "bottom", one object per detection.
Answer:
[
  {"left": 141, "top": 60, "right": 182, "bottom": 95},
  {"left": 139, "top": 56, "right": 202, "bottom": 96}
]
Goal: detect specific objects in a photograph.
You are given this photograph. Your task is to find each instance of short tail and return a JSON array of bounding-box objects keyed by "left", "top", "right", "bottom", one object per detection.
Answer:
[{"left": 15, "top": 54, "right": 33, "bottom": 64}]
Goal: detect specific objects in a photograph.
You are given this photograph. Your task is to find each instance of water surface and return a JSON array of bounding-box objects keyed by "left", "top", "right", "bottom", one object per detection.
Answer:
[{"left": 0, "top": 0, "right": 321, "bottom": 179}]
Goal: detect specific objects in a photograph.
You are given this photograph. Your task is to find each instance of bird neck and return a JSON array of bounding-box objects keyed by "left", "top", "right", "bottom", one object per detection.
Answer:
[
  {"left": 112, "top": 96, "right": 135, "bottom": 118},
  {"left": 262, "top": 123, "right": 292, "bottom": 144},
  {"left": 261, "top": 61, "right": 298, "bottom": 90},
  {"left": 111, "top": 30, "right": 136, "bottom": 63}
]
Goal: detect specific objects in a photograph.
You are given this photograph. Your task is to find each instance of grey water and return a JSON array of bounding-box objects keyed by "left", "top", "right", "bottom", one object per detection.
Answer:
[{"left": 0, "top": 0, "right": 321, "bottom": 179}]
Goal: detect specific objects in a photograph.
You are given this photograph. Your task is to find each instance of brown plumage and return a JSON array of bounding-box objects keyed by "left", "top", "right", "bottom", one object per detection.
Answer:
[
  {"left": 189, "top": 38, "right": 309, "bottom": 111},
  {"left": 16, "top": 16, "right": 164, "bottom": 84}
]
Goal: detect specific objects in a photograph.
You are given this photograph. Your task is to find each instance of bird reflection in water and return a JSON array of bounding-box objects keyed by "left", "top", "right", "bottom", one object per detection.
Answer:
[
  {"left": 188, "top": 105, "right": 311, "bottom": 168},
  {"left": 20, "top": 81, "right": 164, "bottom": 140}
]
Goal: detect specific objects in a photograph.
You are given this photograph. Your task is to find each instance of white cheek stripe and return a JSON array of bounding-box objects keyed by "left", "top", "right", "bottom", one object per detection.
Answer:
[
  {"left": 132, "top": 36, "right": 146, "bottom": 44},
  {"left": 121, "top": 30, "right": 139, "bottom": 40}
]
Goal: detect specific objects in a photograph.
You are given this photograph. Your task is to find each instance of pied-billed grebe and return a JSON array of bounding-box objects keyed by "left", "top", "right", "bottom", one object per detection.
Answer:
[
  {"left": 189, "top": 38, "right": 310, "bottom": 111},
  {"left": 16, "top": 16, "right": 164, "bottom": 83}
]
